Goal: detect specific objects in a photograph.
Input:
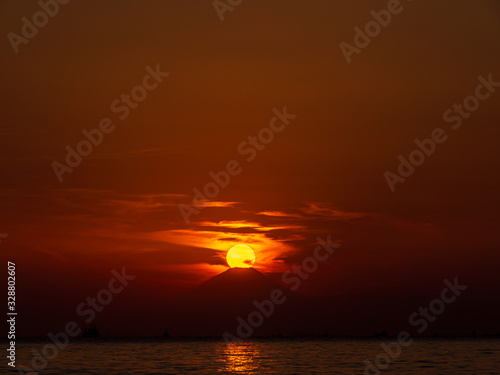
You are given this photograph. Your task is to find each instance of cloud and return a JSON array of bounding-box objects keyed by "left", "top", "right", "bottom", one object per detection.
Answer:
[
  {"left": 256, "top": 211, "right": 303, "bottom": 218},
  {"left": 199, "top": 201, "right": 240, "bottom": 208},
  {"left": 198, "top": 220, "right": 304, "bottom": 232},
  {"left": 150, "top": 222, "right": 298, "bottom": 273},
  {"left": 301, "top": 202, "right": 370, "bottom": 220}
]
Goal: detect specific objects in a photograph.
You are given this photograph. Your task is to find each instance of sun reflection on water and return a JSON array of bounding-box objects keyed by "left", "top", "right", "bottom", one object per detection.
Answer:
[{"left": 218, "top": 343, "right": 261, "bottom": 373}]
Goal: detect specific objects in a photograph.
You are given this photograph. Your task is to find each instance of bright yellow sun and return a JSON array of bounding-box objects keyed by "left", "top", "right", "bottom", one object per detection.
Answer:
[{"left": 226, "top": 244, "right": 256, "bottom": 268}]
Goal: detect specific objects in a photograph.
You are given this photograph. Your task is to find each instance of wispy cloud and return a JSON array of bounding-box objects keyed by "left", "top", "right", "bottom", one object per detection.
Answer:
[
  {"left": 198, "top": 220, "right": 303, "bottom": 231},
  {"left": 198, "top": 220, "right": 261, "bottom": 229},
  {"left": 199, "top": 201, "right": 240, "bottom": 208},
  {"left": 151, "top": 228, "right": 294, "bottom": 272},
  {"left": 256, "top": 211, "right": 303, "bottom": 218},
  {"left": 301, "top": 202, "right": 369, "bottom": 220}
]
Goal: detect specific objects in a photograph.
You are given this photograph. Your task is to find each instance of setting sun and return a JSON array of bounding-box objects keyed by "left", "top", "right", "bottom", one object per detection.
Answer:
[{"left": 226, "top": 244, "right": 256, "bottom": 268}]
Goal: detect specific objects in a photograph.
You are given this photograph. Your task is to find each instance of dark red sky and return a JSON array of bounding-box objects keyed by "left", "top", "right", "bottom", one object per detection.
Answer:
[{"left": 0, "top": 1, "right": 499, "bottom": 336}]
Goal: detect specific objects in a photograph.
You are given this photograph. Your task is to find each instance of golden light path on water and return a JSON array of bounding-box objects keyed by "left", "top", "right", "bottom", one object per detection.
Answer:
[
  {"left": 13, "top": 340, "right": 500, "bottom": 373},
  {"left": 219, "top": 343, "right": 261, "bottom": 373}
]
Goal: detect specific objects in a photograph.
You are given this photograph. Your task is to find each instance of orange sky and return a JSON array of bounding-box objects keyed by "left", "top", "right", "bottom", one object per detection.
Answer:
[{"left": 1, "top": 0, "right": 499, "bottom": 335}]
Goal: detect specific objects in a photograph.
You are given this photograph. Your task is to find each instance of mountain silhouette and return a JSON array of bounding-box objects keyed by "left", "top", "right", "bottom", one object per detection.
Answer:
[
  {"left": 164, "top": 267, "right": 303, "bottom": 337},
  {"left": 189, "top": 267, "right": 298, "bottom": 303},
  {"left": 161, "top": 268, "right": 500, "bottom": 338}
]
